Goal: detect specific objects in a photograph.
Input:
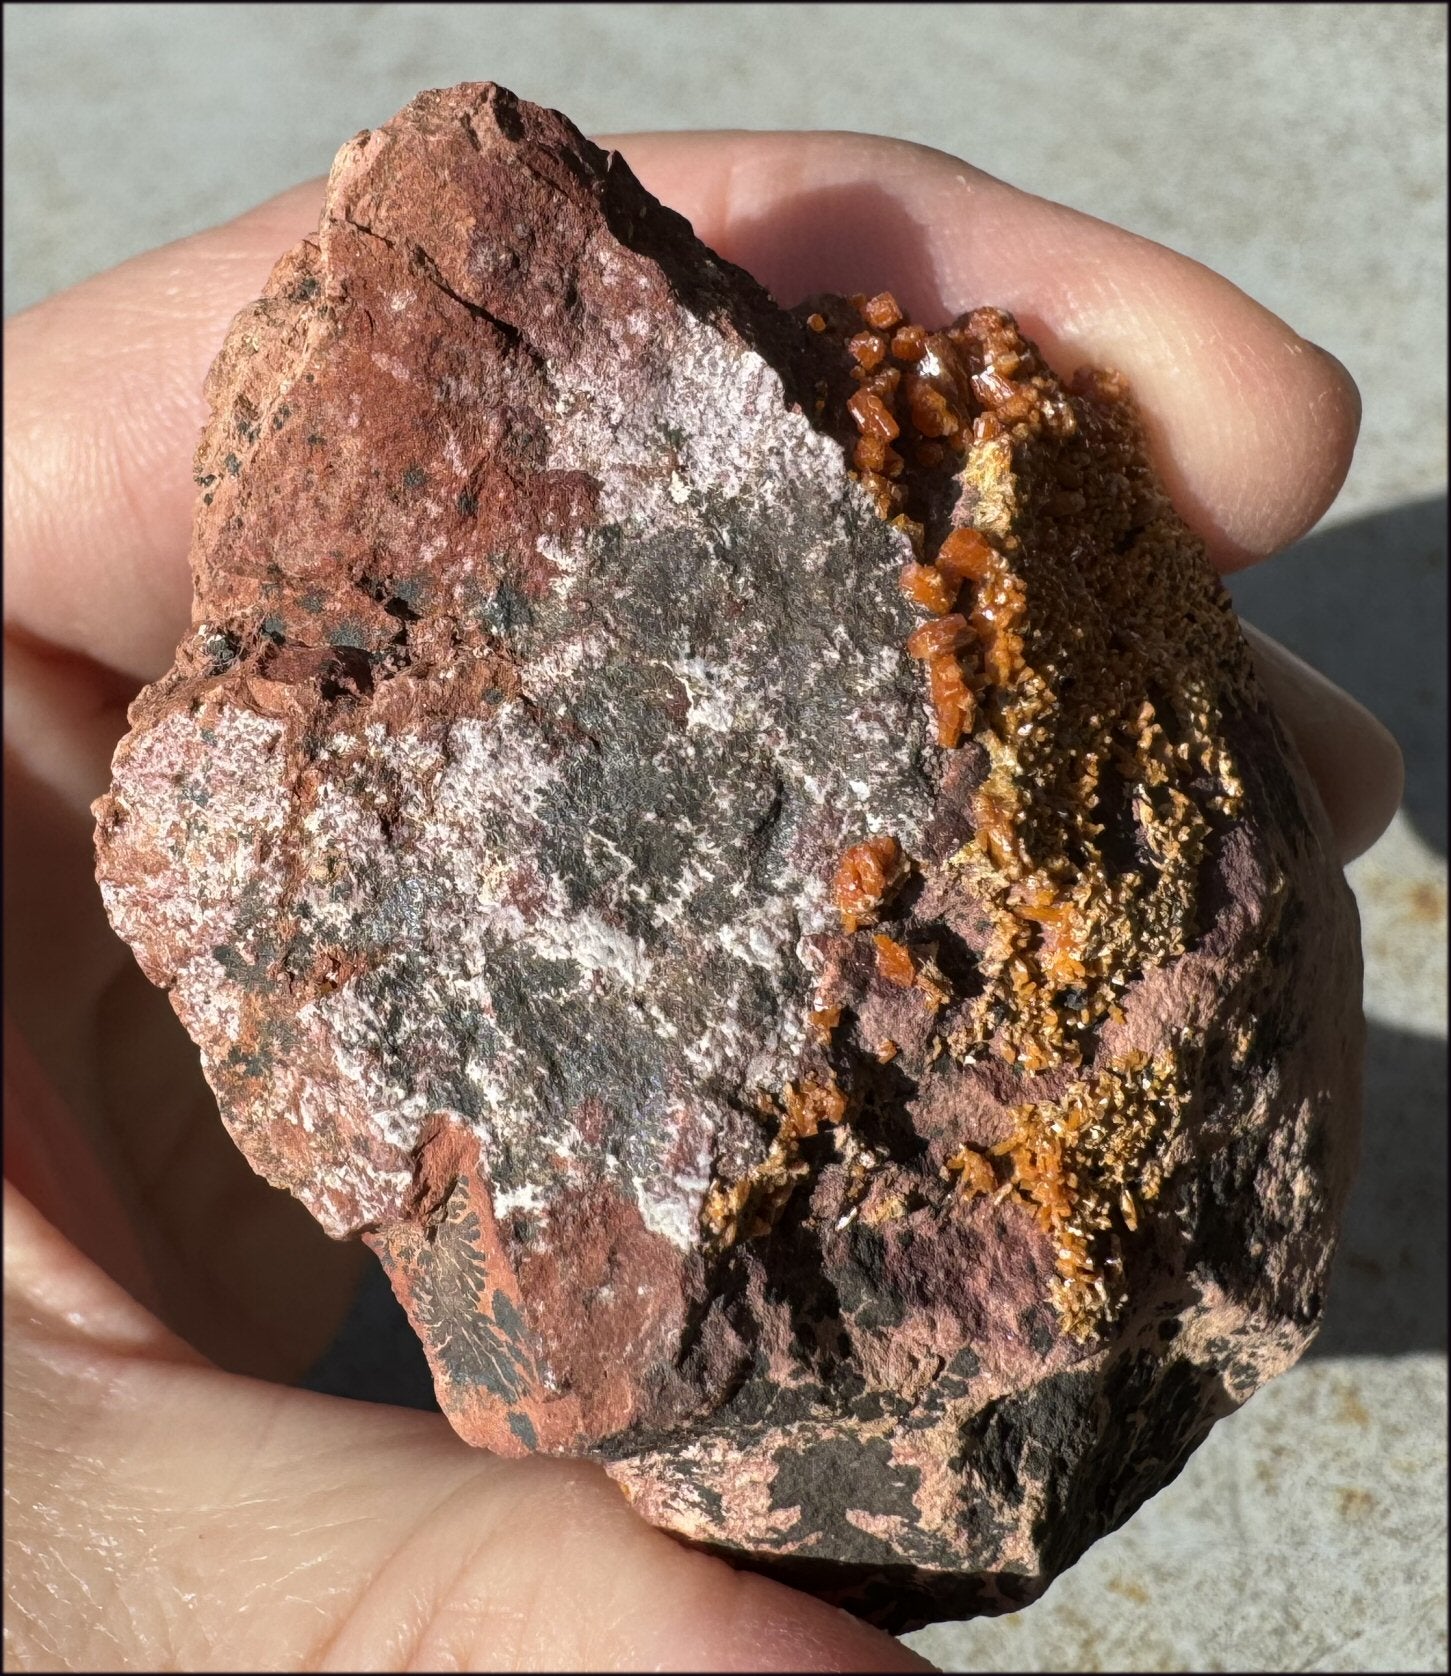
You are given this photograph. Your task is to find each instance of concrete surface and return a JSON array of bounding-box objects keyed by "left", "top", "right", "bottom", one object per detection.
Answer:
[{"left": 6, "top": 5, "right": 1445, "bottom": 1670}]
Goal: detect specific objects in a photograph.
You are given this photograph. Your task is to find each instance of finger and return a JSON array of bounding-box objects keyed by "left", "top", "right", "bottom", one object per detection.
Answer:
[
  {"left": 1241, "top": 623, "right": 1404, "bottom": 864},
  {"left": 2, "top": 1015, "right": 164, "bottom": 1323},
  {"left": 4, "top": 1185, "right": 933, "bottom": 1673},
  {"left": 4, "top": 180, "right": 326, "bottom": 683},
  {"left": 607, "top": 131, "right": 1362, "bottom": 572},
  {"left": 7, "top": 131, "right": 1357, "bottom": 685}
]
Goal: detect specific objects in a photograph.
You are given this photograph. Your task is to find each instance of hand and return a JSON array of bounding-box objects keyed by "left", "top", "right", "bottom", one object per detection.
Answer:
[{"left": 3, "top": 130, "right": 1401, "bottom": 1671}]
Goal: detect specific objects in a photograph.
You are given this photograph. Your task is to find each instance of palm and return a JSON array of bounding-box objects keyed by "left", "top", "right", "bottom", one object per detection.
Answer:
[{"left": 4, "top": 130, "right": 1397, "bottom": 1671}]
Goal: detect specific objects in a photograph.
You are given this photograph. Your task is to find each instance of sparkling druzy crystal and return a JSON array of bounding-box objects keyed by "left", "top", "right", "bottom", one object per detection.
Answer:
[{"left": 94, "top": 84, "right": 1363, "bottom": 1631}]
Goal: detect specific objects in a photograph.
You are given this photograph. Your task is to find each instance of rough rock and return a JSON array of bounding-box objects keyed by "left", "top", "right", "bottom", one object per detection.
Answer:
[{"left": 93, "top": 84, "right": 1364, "bottom": 1631}]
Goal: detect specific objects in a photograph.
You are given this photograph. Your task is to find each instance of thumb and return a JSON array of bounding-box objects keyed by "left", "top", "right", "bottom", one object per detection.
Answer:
[{"left": 3, "top": 1184, "right": 934, "bottom": 1672}]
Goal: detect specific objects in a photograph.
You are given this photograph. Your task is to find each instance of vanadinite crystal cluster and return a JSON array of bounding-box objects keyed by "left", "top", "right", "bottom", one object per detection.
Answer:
[{"left": 94, "top": 85, "right": 1363, "bottom": 1630}]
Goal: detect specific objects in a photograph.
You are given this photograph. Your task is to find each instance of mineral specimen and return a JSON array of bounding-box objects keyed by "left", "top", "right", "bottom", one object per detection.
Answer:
[{"left": 93, "top": 84, "right": 1364, "bottom": 1631}]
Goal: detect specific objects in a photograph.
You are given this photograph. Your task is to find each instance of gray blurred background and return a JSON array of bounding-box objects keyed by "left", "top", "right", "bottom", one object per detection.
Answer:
[{"left": 6, "top": 5, "right": 1445, "bottom": 1670}]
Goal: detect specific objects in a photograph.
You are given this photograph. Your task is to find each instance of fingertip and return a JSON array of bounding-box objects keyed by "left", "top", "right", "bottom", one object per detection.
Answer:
[
  {"left": 1015, "top": 235, "right": 1365, "bottom": 570},
  {"left": 1303, "top": 338, "right": 1363, "bottom": 439},
  {"left": 1199, "top": 329, "right": 1363, "bottom": 570},
  {"left": 1242, "top": 622, "right": 1403, "bottom": 863}
]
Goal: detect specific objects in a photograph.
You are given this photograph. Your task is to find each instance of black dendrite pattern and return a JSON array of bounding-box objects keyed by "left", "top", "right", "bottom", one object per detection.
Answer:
[{"left": 412, "top": 1185, "right": 538, "bottom": 1403}]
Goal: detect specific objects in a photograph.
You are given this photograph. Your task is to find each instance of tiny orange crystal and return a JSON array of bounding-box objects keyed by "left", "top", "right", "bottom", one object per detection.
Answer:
[
  {"left": 928, "top": 653, "right": 975, "bottom": 748},
  {"left": 891, "top": 323, "right": 928, "bottom": 361},
  {"left": 848, "top": 331, "right": 887, "bottom": 370},
  {"left": 848, "top": 388, "right": 901, "bottom": 442},
  {"left": 873, "top": 934, "right": 918, "bottom": 987},
  {"left": 906, "top": 614, "right": 972, "bottom": 660},
  {"left": 936, "top": 527, "right": 996, "bottom": 583},
  {"left": 832, "top": 834, "right": 903, "bottom": 931},
  {"left": 900, "top": 563, "right": 957, "bottom": 616},
  {"left": 862, "top": 291, "right": 903, "bottom": 330}
]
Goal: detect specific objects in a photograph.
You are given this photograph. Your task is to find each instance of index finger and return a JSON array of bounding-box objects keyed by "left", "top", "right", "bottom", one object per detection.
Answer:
[
  {"left": 613, "top": 131, "right": 1361, "bottom": 571},
  {"left": 4, "top": 129, "right": 1360, "bottom": 686}
]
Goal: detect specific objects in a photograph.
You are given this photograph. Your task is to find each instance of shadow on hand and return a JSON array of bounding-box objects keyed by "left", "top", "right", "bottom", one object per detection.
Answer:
[
  {"left": 713, "top": 178, "right": 1077, "bottom": 387},
  {"left": 302, "top": 1254, "right": 442, "bottom": 1410},
  {"left": 1226, "top": 493, "right": 1447, "bottom": 856},
  {"left": 712, "top": 180, "right": 947, "bottom": 321}
]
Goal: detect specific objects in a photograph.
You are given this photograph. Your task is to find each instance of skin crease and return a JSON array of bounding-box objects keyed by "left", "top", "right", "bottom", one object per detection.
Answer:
[{"left": 2, "top": 130, "right": 1402, "bottom": 1671}]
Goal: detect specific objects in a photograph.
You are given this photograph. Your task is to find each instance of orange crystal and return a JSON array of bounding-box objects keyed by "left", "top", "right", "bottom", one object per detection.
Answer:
[
  {"left": 832, "top": 834, "right": 903, "bottom": 931},
  {"left": 873, "top": 934, "right": 918, "bottom": 987},
  {"left": 906, "top": 614, "right": 972, "bottom": 659},
  {"left": 848, "top": 388, "right": 901, "bottom": 442},
  {"left": 861, "top": 291, "right": 903, "bottom": 330},
  {"left": 900, "top": 563, "right": 957, "bottom": 616}
]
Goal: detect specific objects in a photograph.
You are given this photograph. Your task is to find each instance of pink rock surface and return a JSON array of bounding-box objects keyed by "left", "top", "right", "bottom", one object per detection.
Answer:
[{"left": 94, "top": 84, "right": 1363, "bottom": 1630}]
